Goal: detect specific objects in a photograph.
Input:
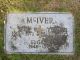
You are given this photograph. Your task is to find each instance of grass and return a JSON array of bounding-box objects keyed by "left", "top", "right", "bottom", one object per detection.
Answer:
[{"left": 0, "top": 0, "right": 80, "bottom": 60}]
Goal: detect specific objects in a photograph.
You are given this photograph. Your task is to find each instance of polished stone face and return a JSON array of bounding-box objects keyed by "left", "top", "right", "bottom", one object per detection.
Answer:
[{"left": 5, "top": 12, "right": 74, "bottom": 54}]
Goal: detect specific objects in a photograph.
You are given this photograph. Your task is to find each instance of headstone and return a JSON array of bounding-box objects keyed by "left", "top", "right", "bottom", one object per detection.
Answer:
[{"left": 4, "top": 12, "right": 74, "bottom": 54}]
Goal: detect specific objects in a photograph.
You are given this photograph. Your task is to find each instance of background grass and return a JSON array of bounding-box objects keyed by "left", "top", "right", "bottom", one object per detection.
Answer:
[{"left": 0, "top": 0, "right": 80, "bottom": 60}]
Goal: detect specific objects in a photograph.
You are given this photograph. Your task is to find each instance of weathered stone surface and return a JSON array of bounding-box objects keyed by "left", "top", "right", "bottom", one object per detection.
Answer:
[{"left": 5, "top": 12, "right": 74, "bottom": 54}]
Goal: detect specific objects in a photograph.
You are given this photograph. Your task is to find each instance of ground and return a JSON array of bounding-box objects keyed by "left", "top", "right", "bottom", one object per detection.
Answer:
[{"left": 0, "top": 0, "right": 80, "bottom": 60}]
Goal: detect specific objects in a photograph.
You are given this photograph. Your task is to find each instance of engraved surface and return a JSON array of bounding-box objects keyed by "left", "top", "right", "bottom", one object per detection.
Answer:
[{"left": 5, "top": 13, "right": 74, "bottom": 54}]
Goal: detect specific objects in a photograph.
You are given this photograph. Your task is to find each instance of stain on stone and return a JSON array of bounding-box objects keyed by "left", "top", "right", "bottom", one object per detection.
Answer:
[
  {"left": 10, "top": 41, "right": 17, "bottom": 51},
  {"left": 11, "top": 25, "right": 32, "bottom": 40},
  {"left": 34, "top": 25, "right": 44, "bottom": 38},
  {"left": 17, "top": 25, "right": 32, "bottom": 35},
  {"left": 42, "top": 24, "right": 68, "bottom": 52},
  {"left": 10, "top": 23, "right": 68, "bottom": 52},
  {"left": 11, "top": 30, "right": 18, "bottom": 40}
]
